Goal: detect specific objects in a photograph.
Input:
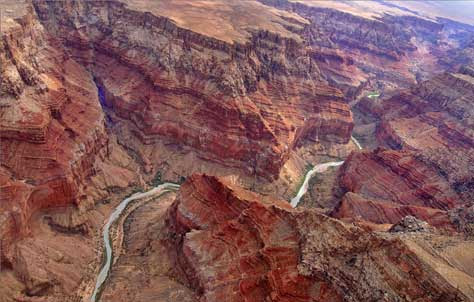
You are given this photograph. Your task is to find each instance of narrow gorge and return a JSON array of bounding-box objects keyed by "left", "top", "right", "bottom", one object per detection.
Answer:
[{"left": 1, "top": 1, "right": 474, "bottom": 301}]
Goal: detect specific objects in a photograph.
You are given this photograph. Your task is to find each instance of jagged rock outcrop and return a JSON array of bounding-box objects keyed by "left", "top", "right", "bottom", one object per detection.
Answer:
[
  {"left": 331, "top": 191, "right": 453, "bottom": 230},
  {"left": 389, "top": 216, "right": 431, "bottom": 233},
  {"left": 0, "top": 4, "right": 141, "bottom": 296},
  {"left": 165, "top": 174, "right": 470, "bottom": 301},
  {"left": 339, "top": 149, "right": 461, "bottom": 209},
  {"left": 333, "top": 148, "right": 465, "bottom": 231},
  {"left": 166, "top": 174, "right": 341, "bottom": 302},
  {"left": 32, "top": 0, "right": 353, "bottom": 181},
  {"left": 2, "top": 1, "right": 474, "bottom": 300},
  {"left": 259, "top": 0, "right": 474, "bottom": 97},
  {"left": 334, "top": 69, "right": 474, "bottom": 230},
  {"left": 0, "top": 4, "right": 107, "bottom": 252}
]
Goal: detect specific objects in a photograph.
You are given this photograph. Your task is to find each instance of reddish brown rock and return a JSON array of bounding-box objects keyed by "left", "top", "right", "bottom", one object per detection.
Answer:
[
  {"left": 260, "top": 0, "right": 474, "bottom": 98},
  {"left": 33, "top": 0, "right": 354, "bottom": 181},
  {"left": 0, "top": 5, "right": 142, "bottom": 297},
  {"left": 331, "top": 192, "right": 454, "bottom": 231},
  {"left": 338, "top": 149, "right": 460, "bottom": 211},
  {"left": 0, "top": 4, "right": 109, "bottom": 248},
  {"left": 165, "top": 174, "right": 470, "bottom": 301},
  {"left": 166, "top": 174, "right": 342, "bottom": 302},
  {"left": 334, "top": 69, "right": 474, "bottom": 230},
  {"left": 334, "top": 148, "right": 465, "bottom": 231}
]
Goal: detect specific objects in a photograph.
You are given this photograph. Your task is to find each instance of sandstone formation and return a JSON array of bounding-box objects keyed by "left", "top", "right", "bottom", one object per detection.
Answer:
[
  {"left": 0, "top": 3, "right": 105, "bottom": 254},
  {"left": 259, "top": 0, "right": 474, "bottom": 97},
  {"left": 100, "top": 192, "right": 197, "bottom": 302},
  {"left": 0, "top": 3, "right": 142, "bottom": 298},
  {"left": 33, "top": 0, "right": 353, "bottom": 182},
  {"left": 1, "top": 0, "right": 474, "bottom": 301},
  {"left": 166, "top": 174, "right": 472, "bottom": 301},
  {"left": 334, "top": 68, "right": 474, "bottom": 231}
]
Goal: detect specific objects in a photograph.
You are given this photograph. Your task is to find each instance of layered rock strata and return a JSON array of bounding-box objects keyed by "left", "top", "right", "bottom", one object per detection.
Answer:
[
  {"left": 0, "top": 4, "right": 141, "bottom": 298},
  {"left": 0, "top": 5, "right": 107, "bottom": 253},
  {"left": 260, "top": 0, "right": 474, "bottom": 97},
  {"left": 165, "top": 174, "right": 471, "bottom": 301},
  {"left": 334, "top": 69, "right": 474, "bottom": 230},
  {"left": 33, "top": 0, "right": 353, "bottom": 181}
]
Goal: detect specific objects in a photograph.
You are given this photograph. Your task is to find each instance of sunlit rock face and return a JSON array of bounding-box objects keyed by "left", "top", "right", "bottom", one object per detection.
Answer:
[
  {"left": 259, "top": 0, "right": 474, "bottom": 99},
  {"left": 334, "top": 69, "right": 474, "bottom": 231},
  {"left": 0, "top": 5, "right": 109, "bottom": 254},
  {"left": 0, "top": 4, "right": 139, "bottom": 294},
  {"left": 1, "top": 0, "right": 474, "bottom": 301},
  {"left": 165, "top": 174, "right": 469, "bottom": 302},
  {"left": 33, "top": 0, "right": 353, "bottom": 181}
]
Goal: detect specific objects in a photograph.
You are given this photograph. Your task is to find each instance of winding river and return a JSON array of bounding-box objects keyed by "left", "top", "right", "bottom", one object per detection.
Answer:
[
  {"left": 90, "top": 182, "right": 180, "bottom": 302},
  {"left": 290, "top": 136, "right": 363, "bottom": 208},
  {"left": 290, "top": 161, "right": 344, "bottom": 207},
  {"left": 90, "top": 136, "right": 364, "bottom": 300}
]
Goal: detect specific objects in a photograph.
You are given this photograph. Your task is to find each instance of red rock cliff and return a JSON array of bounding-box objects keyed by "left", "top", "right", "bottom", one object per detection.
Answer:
[
  {"left": 0, "top": 5, "right": 109, "bottom": 255},
  {"left": 334, "top": 69, "right": 474, "bottom": 230},
  {"left": 33, "top": 0, "right": 353, "bottom": 180},
  {"left": 165, "top": 174, "right": 468, "bottom": 301}
]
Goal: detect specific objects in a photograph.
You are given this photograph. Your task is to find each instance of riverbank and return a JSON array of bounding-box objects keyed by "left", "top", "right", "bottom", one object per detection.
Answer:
[
  {"left": 290, "top": 136, "right": 363, "bottom": 208},
  {"left": 89, "top": 183, "right": 180, "bottom": 302}
]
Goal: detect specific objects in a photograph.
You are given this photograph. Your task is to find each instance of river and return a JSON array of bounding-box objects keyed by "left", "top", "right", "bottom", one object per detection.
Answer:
[
  {"left": 90, "top": 136, "right": 364, "bottom": 299},
  {"left": 90, "top": 182, "right": 180, "bottom": 302},
  {"left": 290, "top": 136, "right": 363, "bottom": 208}
]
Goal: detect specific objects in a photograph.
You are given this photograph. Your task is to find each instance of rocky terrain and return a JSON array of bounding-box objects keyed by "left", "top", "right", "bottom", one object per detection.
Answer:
[
  {"left": 34, "top": 0, "right": 354, "bottom": 182},
  {"left": 260, "top": 0, "right": 474, "bottom": 98},
  {"left": 334, "top": 67, "right": 474, "bottom": 233},
  {"left": 1, "top": 0, "right": 474, "bottom": 301},
  {"left": 0, "top": 3, "right": 144, "bottom": 298},
  {"left": 165, "top": 174, "right": 473, "bottom": 301}
]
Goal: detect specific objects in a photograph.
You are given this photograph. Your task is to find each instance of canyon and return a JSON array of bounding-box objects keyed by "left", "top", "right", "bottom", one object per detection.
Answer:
[
  {"left": 334, "top": 67, "right": 474, "bottom": 233},
  {"left": 1, "top": 0, "right": 474, "bottom": 301}
]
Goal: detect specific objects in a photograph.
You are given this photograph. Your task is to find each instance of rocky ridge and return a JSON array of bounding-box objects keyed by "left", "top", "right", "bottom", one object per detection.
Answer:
[
  {"left": 334, "top": 68, "right": 474, "bottom": 232},
  {"left": 1, "top": 0, "right": 474, "bottom": 301},
  {"left": 259, "top": 0, "right": 474, "bottom": 97},
  {"left": 165, "top": 174, "right": 472, "bottom": 301},
  {"left": 0, "top": 3, "right": 142, "bottom": 298},
  {"left": 33, "top": 0, "right": 353, "bottom": 182}
]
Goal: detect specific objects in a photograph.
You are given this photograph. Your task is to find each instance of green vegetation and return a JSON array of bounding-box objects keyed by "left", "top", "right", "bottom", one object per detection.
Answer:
[
  {"left": 150, "top": 170, "right": 186, "bottom": 186},
  {"left": 367, "top": 91, "right": 380, "bottom": 99},
  {"left": 178, "top": 176, "right": 187, "bottom": 184},
  {"left": 150, "top": 170, "right": 162, "bottom": 187}
]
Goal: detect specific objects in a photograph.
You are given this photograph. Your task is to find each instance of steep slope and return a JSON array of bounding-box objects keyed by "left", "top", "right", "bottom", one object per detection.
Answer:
[
  {"left": 2, "top": 0, "right": 474, "bottom": 301},
  {"left": 165, "top": 174, "right": 472, "bottom": 301},
  {"left": 260, "top": 0, "right": 474, "bottom": 98},
  {"left": 0, "top": 3, "right": 143, "bottom": 298},
  {"left": 0, "top": 3, "right": 106, "bottom": 255},
  {"left": 0, "top": 0, "right": 352, "bottom": 299},
  {"left": 33, "top": 0, "right": 353, "bottom": 182},
  {"left": 334, "top": 68, "right": 474, "bottom": 231}
]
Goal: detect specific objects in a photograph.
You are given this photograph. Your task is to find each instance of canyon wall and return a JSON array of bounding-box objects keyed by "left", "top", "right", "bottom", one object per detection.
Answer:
[
  {"left": 1, "top": 0, "right": 474, "bottom": 300},
  {"left": 33, "top": 0, "right": 353, "bottom": 181},
  {"left": 0, "top": 5, "right": 107, "bottom": 254},
  {"left": 260, "top": 0, "right": 474, "bottom": 97},
  {"left": 334, "top": 68, "right": 474, "bottom": 231},
  {"left": 0, "top": 5, "right": 141, "bottom": 292},
  {"left": 165, "top": 174, "right": 470, "bottom": 301}
]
